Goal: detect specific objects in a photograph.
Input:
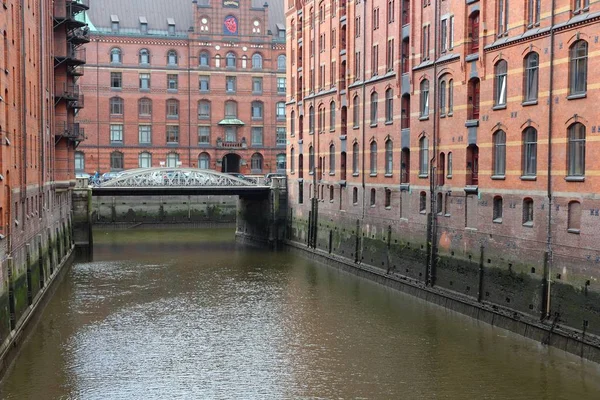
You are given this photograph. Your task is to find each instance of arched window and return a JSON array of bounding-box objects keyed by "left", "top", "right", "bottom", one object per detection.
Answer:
[
  {"left": 167, "top": 50, "right": 178, "bottom": 65},
  {"left": 370, "top": 91, "right": 378, "bottom": 125},
  {"left": 252, "top": 53, "right": 263, "bottom": 69},
  {"left": 329, "top": 101, "right": 336, "bottom": 131},
  {"left": 138, "top": 98, "right": 152, "bottom": 116},
  {"left": 110, "top": 48, "right": 122, "bottom": 63},
  {"left": 309, "top": 146, "right": 315, "bottom": 173},
  {"left": 370, "top": 141, "right": 377, "bottom": 174},
  {"left": 522, "top": 127, "right": 537, "bottom": 176},
  {"left": 198, "top": 100, "right": 211, "bottom": 119},
  {"left": 241, "top": 55, "right": 248, "bottom": 69},
  {"left": 494, "top": 60, "right": 508, "bottom": 106},
  {"left": 109, "top": 97, "right": 124, "bottom": 115},
  {"left": 468, "top": 78, "right": 480, "bottom": 120},
  {"left": 447, "top": 151, "right": 453, "bottom": 177},
  {"left": 468, "top": 11, "right": 479, "bottom": 54},
  {"left": 251, "top": 101, "right": 263, "bottom": 119},
  {"left": 291, "top": 110, "right": 296, "bottom": 137},
  {"left": 401, "top": 148, "right": 410, "bottom": 183},
  {"left": 419, "top": 191, "right": 427, "bottom": 212},
  {"left": 276, "top": 102, "right": 286, "bottom": 120},
  {"left": 139, "top": 48, "right": 150, "bottom": 65},
  {"left": 439, "top": 79, "right": 447, "bottom": 115},
  {"left": 166, "top": 153, "right": 179, "bottom": 168},
  {"left": 329, "top": 144, "right": 335, "bottom": 174},
  {"left": 225, "top": 100, "right": 237, "bottom": 118},
  {"left": 568, "top": 123, "right": 585, "bottom": 177},
  {"left": 353, "top": 187, "right": 358, "bottom": 204},
  {"left": 318, "top": 105, "right": 325, "bottom": 133},
  {"left": 166, "top": 99, "right": 179, "bottom": 118},
  {"left": 493, "top": 130, "right": 506, "bottom": 176},
  {"left": 568, "top": 201, "right": 582, "bottom": 232},
  {"left": 298, "top": 153, "right": 304, "bottom": 178},
  {"left": 226, "top": 52, "right": 236, "bottom": 68},
  {"left": 352, "top": 95, "right": 360, "bottom": 127},
  {"left": 199, "top": 51, "right": 210, "bottom": 67},
  {"left": 199, "top": 152, "right": 210, "bottom": 169},
  {"left": 419, "top": 137, "right": 429, "bottom": 176},
  {"left": 493, "top": 196, "right": 503, "bottom": 222},
  {"left": 353, "top": 142, "right": 359, "bottom": 174},
  {"left": 290, "top": 147, "right": 296, "bottom": 173},
  {"left": 524, "top": 52, "right": 539, "bottom": 102},
  {"left": 385, "top": 88, "right": 393, "bottom": 123},
  {"left": 385, "top": 139, "right": 393, "bottom": 175},
  {"left": 309, "top": 105, "right": 315, "bottom": 133},
  {"left": 523, "top": 198, "right": 534, "bottom": 225},
  {"left": 370, "top": 188, "right": 376, "bottom": 206},
  {"left": 74, "top": 151, "right": 85, "bottom": 172},
  {"left": 401, "top": 94, "right": 410, "bottom": 129},
  {"left": 110, "top": 151, "right": 124, "bottom": 171},
  {"left": 215, "top": 54, "right": 221, "bottom": 68},
  {"left": 277, "top": 54, "right": 286, "bottom": 70},
  {"left": 251, "top": 153, "right": 264, "bottom": 172},
  {"left": 420, "top": 80, "right": 429, "bottom": 117},
  {"left": 276, "top": 153, "right": 286, "bottom": 173},
  {"left": 139, "top": 152, "right": 152, "bottom": 168},
  {"left": 569, "top": 40, "right": 588, "bottom": 95}
]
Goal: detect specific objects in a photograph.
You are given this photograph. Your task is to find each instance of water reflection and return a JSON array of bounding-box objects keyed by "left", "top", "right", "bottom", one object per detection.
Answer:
[{"left": 1, "top": 228, "right": 599, "bottom": 399}]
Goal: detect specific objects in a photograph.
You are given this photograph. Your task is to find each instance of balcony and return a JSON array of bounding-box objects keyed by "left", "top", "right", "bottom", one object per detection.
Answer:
[
  {"left": 55, "top": 45, "right": 86, "bottom": 67},
  {"left": 55, "top": 83, "right": 80, "bottom": 100},
  {"left": 68, "top": 26, "right": 90, "bottom": 45},
  {"left": 55, "top": 122, "right": 85, "bottom": 142},
  {"left": 53, "top": 0, "right": 89, "bottom": 30},
  {"left": 216, "top": 138, "right": 247, "bottom": 149}
]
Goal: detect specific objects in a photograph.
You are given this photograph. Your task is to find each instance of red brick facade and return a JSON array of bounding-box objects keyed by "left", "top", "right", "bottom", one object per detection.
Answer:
[
  {"left": 76, "top": 0, "right": 287, "bottom": 176},
  {"left": 287, "top": 0, "right": 600, "bottom": 334}
]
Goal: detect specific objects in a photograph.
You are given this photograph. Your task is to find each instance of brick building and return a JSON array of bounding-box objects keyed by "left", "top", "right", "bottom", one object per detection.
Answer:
[
  {"left": 286, "top": 0, "right": 600, "bottom": 338},
  {"left": 0, "top": 0, "right": 86, "bottom": 346},
  {"left": 76, "top": 0, "right": 286, "bottom": 176}
]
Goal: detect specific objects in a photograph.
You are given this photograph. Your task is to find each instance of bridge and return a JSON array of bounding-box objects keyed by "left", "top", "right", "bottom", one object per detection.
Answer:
[{"left": 91, "top": 167, "right": 272, "bottom": 197}]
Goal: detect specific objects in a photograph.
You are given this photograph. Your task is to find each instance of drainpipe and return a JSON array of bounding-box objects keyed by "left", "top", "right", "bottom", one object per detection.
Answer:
[
  {"left": 96, "top": 39, "right": 100, "bottom": 172},
  {"left": 38, "top": 0, "right": 44, "bottom": 194},
  {"left": 543, "top": 0, "right": 557, "bottom": 321},
  {"left": 20, "top": 0, "right": 27, "bottom": 194},
  {"left": 361, "top": 0, "right": 367, "bottom": 219},
  {"left": 187, "top": 38, "right": 191, "bottom": 167}
]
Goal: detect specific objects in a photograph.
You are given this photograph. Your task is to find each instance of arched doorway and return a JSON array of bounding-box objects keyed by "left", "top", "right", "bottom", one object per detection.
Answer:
[{"left": 222, "top": 153, "right": 241, "bottom": 173}]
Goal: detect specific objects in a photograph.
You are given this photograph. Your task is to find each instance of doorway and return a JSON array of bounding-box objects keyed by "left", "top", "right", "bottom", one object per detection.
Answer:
[{"left": 222, "top": 153, "right": 241, "bottom": 173}]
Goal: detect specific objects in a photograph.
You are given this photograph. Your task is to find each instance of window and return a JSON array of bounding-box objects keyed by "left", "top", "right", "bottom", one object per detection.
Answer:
[
  {"left": 167, "top": 74, "right": 178, "bottom": 90},
  {"left": 277, "top": 55, "right": 286, "bottom": 70},
  {"left": 370, "top": 91, "right": 378, "bottom": 125},
  {"left": 370, "top": 188, "right": 376, "bottom": 206},
  {"left": 497, "top": 0, "right": 509, "bottom": 36},
  {"left": 199, "top": 153, "right": 210, "bottom": 169},
  {"left": 448, "top": 79, "right": 454, "bottom": 114},
  {"left": 309, "top": 146, "right": 315, "bottom": 173},
  {"left": 522, "top": 127, "right": 537, "bottom": 177},
  {"left": 166, "top": 125, "right": 179, "bottom": 143},
  {"left": 251, "top": 153, "right": 264, "bottom": 172},
  {"left": 370, "top": 141, "right": 377, "bottom": 174},
  {"left": 226, "top": 52, "right": 236, "bottom": 68},
  {"left": 447, "top": 152, "right": 453, "bottom": 177},
  {"left": 386, "top": 39, "right": 394, "bottom": 72},
  {"left": 241, "top": 55, "right": 248, "bottom": 69},
  {"left": 215, "top": 55, "right": 221, "bottom": 68},
  {"left": 419, "top": 137, "right": 428, "bottom": 176},
  {"left": 568, "top": 123, "right": 585, "bottom": 177},
  {"left": 353, "top": 96, "right": 360, "bottom": 128},
  {"left": 198, "top": 100, "right": 210, "bottom": 119},
  {"left": 252, "top": 77, "right": 263, "bottom": 94},
  {"left": 574, "top": 0, "right": 590, "bottom": 13},
  {"left": 524, "top": 52, "right": 539, "bottom": 102},
  {"left": 419, "top": 191, "right": 426, "bottom": 213},
  {"left": 385, "top": 139, "right": 393, "bottom": 175},
  {"left": 111, "top": 72, "right": 122, "bottom": 89},
  {"left": 469, "top": 12, "right": 479, "bottom": 54},
  {"left": 387, "top": 0, "right": 394, "bottom": 23},
  {"left": 138, "top": 98, "right": 152, "bottom": 116},
  {"left": 276, "top": 102, "right": 286, "bottom": 120},
  {"left": 384, "top": 188, "right": 391, "bottom": 208},
  {"left": 291, "top": 110, "right": 296, "bottom": 137},
  {"left": 110, "top": 151, "right": 124, "bottom": 171},
  {"left": 139, "top": 49, "right": 150, "bottom": 64},
  {"left": 329, "top": 101, "right": 336, "bottom": 131},
  {"left": 309, "top": 106, "right": 315, "bottom": 133},
  {"left": 199, "top": 76, "right": 210, "bottom": 92},
  {"left": 226, "top": 76, "right": 236, "bottom": 93},
  {"left": 110, "top": 48, "right": 122, "bottom": 63},
  {"left": 436, "top": 192, "right": 443, "bottom": 214},
  {"left": 329, "top": 144, "right": 335, "bottom": 173},
  {"left": 109, "top": 97, "right": 123, "bottom": 115},
  {"left": 449, "top": 16, "right": 454, "bottom": 49},
  {"left": 198, "top": 126, "right": 210, "bottom": 144},
  {"left": 138, "top": 125, "right": 152, "bottom": 144},
  {"left": 401, "top": 94, "right": 410, "bottom": 129},
  {"left": 251, "top": 127, "right": 263, "bottom": 145},
  {"left": 251, "top": 101, "right": 264, "bottom": 119},
  {"left": 401, "top": 148, "right": 410, "bottom": 183},
  {"left": 493, "top": 130, "right": 506, "bottom": 176},
  {"left": 199, "top": 51, "right": 210, "bottom": 67},
  {"left": 353, "top": 187, "right": 359, "bottom": 204},
  {"left": 420, "top": 80, "right": 429, "bottom": 117},
  {"left": 139, "top": 152, "right": 152, "bottom": 168},
  {"left": 276, "top": 154, "right": 286, "bottom": 173},
  {"left": 225, "top": 126, "right": 237, "bottom": 142},
  {"left": 353, "top": 142, "right": 359, "bottom": 175},
  {"left": 493, "top": 196, "right": 503, "bottom": 222},
  {"left": 139, "top": 73, "right": 150, "bottom": 90},
  {"left": 166, "top": 153, "right": 179, "bottom": 168},
  {"left": 568, "top": 201, "right": 582, "bottom": 232},
  {"left": 225, "top": 101, "right": 237, "bottom": 118},
  {"left": 468, "top": 78, "right": 480, "bottom": 120},
  {"left": 569, "top": 40, "right": 588, "bottom": 96},
  {"left": 168, "top": 23, "right": 175, "bottom": 36},
  {"left": 277, "top": 127, "right": 286, "bottom": 146},
  {"left": 140, "top": 21, "right": 148, "bottom": 34},
  {"left": 167, "top": 50, "right": 178, "bottom": 65},
  {"left": 74, "top": 152, "right": 85, "bottom": 172},
  {"left": 166, "top": 99, "right": 179, "bottom": 118},
  {"left": 110, "top": 124, "right": 123, "bottom": 144},
  {"left": 494, "top": 60, "right": 507, "bottom": 107},
  {"left": 422, "top": 25, "right": 430, "bottom": 61},
  {"left": 527, "top": 0, "right": 541, "bottom": 27},
  {"left": 439, "top": 79, "right": 446, "bottom": 115},
  {"left": 371, "top": 44, "right": 379, "bottom": 76},
  {"left": 252, "top": 53, "right": 263, "bottom": 69},
  {"left": 523, "top": 198, "right": 534, "bottom": 225},
  {"left": 441, "top": 19, "right": 448, "bottom": 52},
  {"left": 277, "top": 77, "right": 286, "bottom": 94}
]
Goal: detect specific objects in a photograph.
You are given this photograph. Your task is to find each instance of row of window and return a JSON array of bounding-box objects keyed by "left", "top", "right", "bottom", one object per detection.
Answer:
[
  {"left": 106, "top": 124, "right": 286, "bottom": 146},
  {"left": 109, "top": 97, "right": 287, "bottom": 121},
  {"left": 109, "top": 48, "right": 285, "bottom": 70}
]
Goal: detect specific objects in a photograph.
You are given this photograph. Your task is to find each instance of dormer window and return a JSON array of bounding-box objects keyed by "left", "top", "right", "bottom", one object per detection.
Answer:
[
  {"left": 139, "top": 16, "right": 148, "bottom": 34},
  {"left": 167, "top": 18, "right": 176, "bottom": 36},
  {"left": 276, "top": 23, "right": 285, "bottom": 39},
  {"left": 111, "top": 15, "right": 119, "bottom": 33}
]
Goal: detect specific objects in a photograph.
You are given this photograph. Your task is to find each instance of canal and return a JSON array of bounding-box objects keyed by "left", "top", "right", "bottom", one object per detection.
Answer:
[{"left": 1, "top": 228, "right": 600, "bottom": 399}]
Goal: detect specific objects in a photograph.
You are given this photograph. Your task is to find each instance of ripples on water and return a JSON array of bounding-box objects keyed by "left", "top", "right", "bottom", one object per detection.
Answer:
[{"left": 1, "top": 228, "right": 600, "bottom": 399}]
